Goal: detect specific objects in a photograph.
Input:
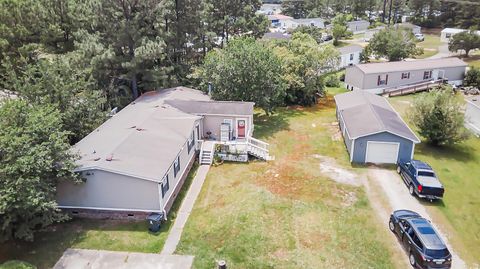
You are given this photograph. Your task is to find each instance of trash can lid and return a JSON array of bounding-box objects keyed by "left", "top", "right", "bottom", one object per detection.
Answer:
[{"left": 146, "top": 212, "right": 163, "bottom": 221}]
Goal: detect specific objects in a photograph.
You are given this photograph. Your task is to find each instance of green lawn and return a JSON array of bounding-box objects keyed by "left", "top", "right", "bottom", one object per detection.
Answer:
[
  {"left": 0, "top": 164, "right": 200, "bottom": 269},
  {"left": 176, "top": 88, "right": 402, "bottom": 268},
  {"left": 415, "top": 34, "right": 442, "bottom": 59},
  {"left": 389, "top": 95, "right": 480, "bottom": 266},
  {"left": 461, "top": 54, "right": 480, "bottom": 68}
]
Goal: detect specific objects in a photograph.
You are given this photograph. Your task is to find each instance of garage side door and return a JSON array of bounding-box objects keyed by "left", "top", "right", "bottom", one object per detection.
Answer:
[{"left": 365, "top": 141, "right": 399, "bottom": 164}]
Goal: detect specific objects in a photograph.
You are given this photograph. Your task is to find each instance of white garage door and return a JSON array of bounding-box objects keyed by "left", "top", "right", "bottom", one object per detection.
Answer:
[{"left": 365, "top": 141, "right": 400, "bottom": 164}]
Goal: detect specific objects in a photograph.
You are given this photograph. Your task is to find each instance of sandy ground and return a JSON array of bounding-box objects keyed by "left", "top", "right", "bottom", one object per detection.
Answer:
[{"left": 367, "top": 167, "right": 467, "bottom": 269}]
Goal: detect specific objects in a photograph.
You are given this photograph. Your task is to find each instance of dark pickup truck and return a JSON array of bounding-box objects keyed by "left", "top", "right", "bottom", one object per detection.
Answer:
[{"left": 397, "top": 160, "right": 445, "bottom": 201}]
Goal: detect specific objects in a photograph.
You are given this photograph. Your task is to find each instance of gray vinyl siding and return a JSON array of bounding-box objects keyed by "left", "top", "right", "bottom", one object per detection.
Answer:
[
  {"left": 345, "top": 66, "right": 365, "bottom": 90},
  {"left": 352, "top": 132, "right": 414, "bottom": 163},
  {"left": 337, "top": 109, "right": 353, "bottom": 158},
  {"left": 57, "top": 170, "right": 161, "bottom": 211},
  {"left": 359, "top": 66, "right": 466, "bottom": 90}
]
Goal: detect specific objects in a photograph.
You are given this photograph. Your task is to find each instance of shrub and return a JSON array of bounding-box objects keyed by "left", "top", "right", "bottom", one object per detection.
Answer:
[{"left": 325, "top": 74, "right": 340, "bottom": 87}]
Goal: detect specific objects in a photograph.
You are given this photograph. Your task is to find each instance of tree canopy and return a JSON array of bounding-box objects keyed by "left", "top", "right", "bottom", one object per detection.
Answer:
[
  {"left": 0, "top": 100, "right": 80, "bottom": 241},
  {"left": 448, "top": 31, "right": 480, "bottom": 57},
  {"left": 364, "top": 28, "right": 422, "bottom": 61},
  {"left": 409, "top": 87, "right": 468, "bottom": 146},
  {"left": 331, "top": 14, "right": 353, "bottom": 45},
  {"left": 193, "top": 37, "right": 286, "bottom": 114}
]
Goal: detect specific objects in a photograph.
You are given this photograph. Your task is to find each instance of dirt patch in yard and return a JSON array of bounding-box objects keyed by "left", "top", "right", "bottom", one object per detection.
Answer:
[{"left": 313, "top": 155, "right": 363, "bottom": 187}]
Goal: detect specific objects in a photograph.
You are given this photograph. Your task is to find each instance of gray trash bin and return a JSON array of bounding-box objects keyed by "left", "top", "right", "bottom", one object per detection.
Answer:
[{"left": 146, "top": 212, "right": 163, "bottom": 232}]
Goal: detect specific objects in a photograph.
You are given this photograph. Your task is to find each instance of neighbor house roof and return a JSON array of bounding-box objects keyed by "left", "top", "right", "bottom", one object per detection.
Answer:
[
  {"left": 354, "top": 57, "right": 467, "bottom": 74},
  {"left": 337, "top": 44, "right": 363, "bottom": 55},
  {"left": 262, "top": 32, "right": 292, "bottom": 40},
  {"left": 74, "top": 86, "right": 254, "bottom": 182},
  {"left": 334, "top": 91, "right": 420, "bottom": 142},
  {"left": 441, "top": 28, "right": 468, "bottom": 34},
  {"left": 293, "top": 18, "right": 324, "bottom": 24},
  {"left": 267, "top": 14, "right": 293, "bottom": 21},
  {"left": 466, "top": 96, "right": 480, "bottom": 109},
  {"left": 347, "top": 20, "right": 369, "bottom": 25},
  {"left": 395, "top": 22, "right": 421, "bottom": 29}
]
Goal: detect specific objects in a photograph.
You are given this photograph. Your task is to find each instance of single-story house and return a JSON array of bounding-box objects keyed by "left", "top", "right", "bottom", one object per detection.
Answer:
[
  {"left": 259, "top": 4, "right": 282, "bottom": 15},
  {"left": 268, "top": 14, "right": 294, "bottom": 28},
  {"left": 335, "top": 91, "right": 420, "bottom": 164},
  {"left": 440, "top": 28, "right": 480, "bottom": 43},
  {"left": 465, "top": 96, "right": 480, "bottom": 136},
  {"left": 337, "top": 45, "right": 363, "bottom": 68},
  {"left": 292, "top": 18, "right": 325, "bottom": 29},
  {"left": 394, "top": 22, "right": 421, "bottom": 34},
  {"left": 56, "top": 87, "right": 269, "bottom": 220},
  {"left": 262, "top": 32, "right": 292, "bottom": 40},
  {"left": 345, "top": 57, "right": 468, "bottom": 94},
  {"left": 347, "top": 20, "right": 370, "bottom": 33}
]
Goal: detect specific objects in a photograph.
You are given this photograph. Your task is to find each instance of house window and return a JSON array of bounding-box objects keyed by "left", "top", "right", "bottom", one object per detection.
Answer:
[
  {"left": 187, "top": 131, "right": 195, "bottom": 153},
  {"left": 423, "top": 71, "right": 432, "bottom": 80},
  {"left": 161, "top": 175, "right": 169, "bottom": 198},
  {"left": 377, "top": 74, "right": 389, "bottom": 86},
  {"left": 349, "top": 53, "right": 354, "bottom": 61},
  {"left": 401, "top": 72, "right": 410, "bottom": 79},
  {"left": 173, "top": 156, "right": 181, "bottom": 177},
  {"left": 445, "top": 33, "right": 452, "bottom": 38}
]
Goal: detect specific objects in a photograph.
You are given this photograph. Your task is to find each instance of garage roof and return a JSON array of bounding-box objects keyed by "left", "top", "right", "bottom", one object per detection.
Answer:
[{"left": 334, "top": 91, "right": 420, "bottom": 143}]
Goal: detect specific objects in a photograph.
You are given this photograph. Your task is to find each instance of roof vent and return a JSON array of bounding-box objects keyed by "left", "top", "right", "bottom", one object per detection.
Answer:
[
  {"left": 473, "top": 99, "right": 478, "bottom": 101},
  {"left": 106, "top": 154, "right": 113, "bottom": 161},
  {"left": 94, "top": 157, "right": 101, "bottom": 161},
  {"left": 136, "top": 128, "right": 146, "bottom": 131},
  {"left": 130, "top": 125, "right": 136, "bottom": 129}
]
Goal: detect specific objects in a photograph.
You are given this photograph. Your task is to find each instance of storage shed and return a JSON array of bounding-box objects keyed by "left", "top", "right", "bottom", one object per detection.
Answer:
[{"left": 335, "top": 91, "right": 420, "bottom": 164}]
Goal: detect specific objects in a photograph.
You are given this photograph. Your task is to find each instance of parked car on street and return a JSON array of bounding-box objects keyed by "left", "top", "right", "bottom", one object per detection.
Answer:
[
  {"left": 415, "top": 33, "right": 425, "bottom": 41},
  {"left": 397, "top": 160, "right": 445, "bottom": 201},
  {"left": 389, "top": 210, "right": 452, "bottom": 269}
]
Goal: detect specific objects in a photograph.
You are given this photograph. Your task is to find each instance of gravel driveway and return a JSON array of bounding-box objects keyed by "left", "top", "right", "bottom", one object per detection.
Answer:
[{"left": 367, "top": 167, "right": 467, "bottom": 269}]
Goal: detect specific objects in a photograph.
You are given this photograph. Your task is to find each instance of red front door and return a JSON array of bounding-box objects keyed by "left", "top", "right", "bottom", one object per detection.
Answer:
[{"left": 237, "top": 120, "right": 246, "bottom": 138}]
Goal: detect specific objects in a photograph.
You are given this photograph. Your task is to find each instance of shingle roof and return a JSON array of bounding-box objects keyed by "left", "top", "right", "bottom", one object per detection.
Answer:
[
  {"left": 354, "top": 57, "right": 467, "bottom": 74},
  {"left": 74, "top": 87, "right": 253, "bottom": 182},
  {"left": 347, "top": 20, "right": 369, "bottom": 25},
  {"left": 334, "top": 91, "right": 420, "bottom": 142},
  {"left": 337, "top": 45, "right": 363, "bottom": 55},
  {"left": 165, "top": 99, "right": 254, "bottom": 115},
  {"left": 262, "top": 32, "right": 292, "bottom": 40}
]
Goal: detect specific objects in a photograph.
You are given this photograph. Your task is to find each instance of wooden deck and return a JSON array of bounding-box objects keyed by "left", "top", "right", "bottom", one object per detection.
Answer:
[{"left": 381, "top": 80, "right": 445, "bottom": 97}]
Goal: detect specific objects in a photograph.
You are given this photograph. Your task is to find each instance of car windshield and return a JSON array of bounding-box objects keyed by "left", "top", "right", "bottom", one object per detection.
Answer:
[
  {"left": 418, "top": 171, "right": 435, "bottom": 177},
  {"left": 425, "top": 248, "right": 450, "bottom": 258}
]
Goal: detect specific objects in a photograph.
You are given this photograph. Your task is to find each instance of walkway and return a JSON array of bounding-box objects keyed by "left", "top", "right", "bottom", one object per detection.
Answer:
[
  {"left": 54, "top": 248, "right": 194, "bottom": 269},
  {"left": 161, "top": 165, "right": 210, "bottom": 255}
]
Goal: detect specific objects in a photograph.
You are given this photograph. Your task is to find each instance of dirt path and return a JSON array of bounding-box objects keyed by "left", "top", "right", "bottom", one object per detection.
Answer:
[{"left": 367, "top": 167, "right": 467, "bottom": 269}]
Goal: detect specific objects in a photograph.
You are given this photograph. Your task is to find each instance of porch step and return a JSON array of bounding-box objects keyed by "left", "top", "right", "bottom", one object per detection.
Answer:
[{"left": 199, "top": 145, "right": 214, "bottom": 165}]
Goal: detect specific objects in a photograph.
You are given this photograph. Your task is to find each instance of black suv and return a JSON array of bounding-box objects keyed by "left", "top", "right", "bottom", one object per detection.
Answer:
[{"left": 389, "top": 210, "right": 452, "bottom": 269}]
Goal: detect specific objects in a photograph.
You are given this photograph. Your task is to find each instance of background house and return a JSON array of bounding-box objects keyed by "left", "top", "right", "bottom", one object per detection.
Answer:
[
  {"left": 394, "top": 22, "right": 421, "bottom": 34},
  {"left": 56, "top": 87, "right": 264, "bottom": 220},
  {"left": 364, "top": 26, "right": 385, "bottom": 41},
  {"left": 335, "top": 91, "right": 420, "bottom": 164},
  {"left": 347, "top": 20, "right": 370, "bottom": 33},
  {"left": 344, "top": 58, "right": 467, "bottom": 94},
  {"left": 337, "top": 45, "right": 363, "bottom": 68},
  {"left": 440, "top": 28, "right": 480, "bottom": 42},
  {"left": 267, "top": 14, "right": 294, "bottom": 28},
  {"left": 465, "top": 96, "right": 480, "bottom": 136},
  {"left": 262, "top": 32, "right": 292, "bottom": 40}
]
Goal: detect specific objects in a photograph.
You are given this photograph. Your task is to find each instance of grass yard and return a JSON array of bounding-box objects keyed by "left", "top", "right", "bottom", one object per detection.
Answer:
[
  {"left": 461, "top": 54, "right": 480, "bottom": 68},
  {"left": 0, "top": 164, "right": 200, "bottom": 269},
  {"left": 389, "top": 95, "right": 480, "bottom": 266},
  {"left": 415, "top": 34, "right": 442, "bottom": 59},
  {"left": 176, "top": 87, "right": 403, "bottom": 268}
]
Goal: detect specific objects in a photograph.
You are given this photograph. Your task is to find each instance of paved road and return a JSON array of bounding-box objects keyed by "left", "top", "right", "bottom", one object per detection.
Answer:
[
  {"left": 161, "top": 165, "right": 210, "bottom": 255},
  {"left": 54, "top": 249, "right": 194, "bottom": 269},
  {"left": 368, "top": 167, "right": 467, "bottom": 269}
]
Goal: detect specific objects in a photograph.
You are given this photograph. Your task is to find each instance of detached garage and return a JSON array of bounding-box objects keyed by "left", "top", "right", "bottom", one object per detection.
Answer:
[{"left": 335, "top": 91, "right": 420, "bottom": 164}]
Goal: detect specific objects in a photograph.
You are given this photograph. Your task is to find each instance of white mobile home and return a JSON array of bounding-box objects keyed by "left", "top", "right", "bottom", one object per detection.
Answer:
[
  {"left": 347, "top": 20, "right": 370, "bottom": 33},
  {"left": 345, "top": 58, "right": 467, "bottom": 94},
  {"left": 465, "top": 96, "right": 480, "bottom": 136},
  {"left": 337, "top": 45, "right": 363, "bottom": 68}
]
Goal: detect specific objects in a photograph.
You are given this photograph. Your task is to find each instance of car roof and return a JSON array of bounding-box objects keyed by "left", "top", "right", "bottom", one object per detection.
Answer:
[
  {"left": 410, "top": 160, "right": 433, "bottom": 170},
  {"left": 407, "top": 218, "right": 447, "bottom": 250}
]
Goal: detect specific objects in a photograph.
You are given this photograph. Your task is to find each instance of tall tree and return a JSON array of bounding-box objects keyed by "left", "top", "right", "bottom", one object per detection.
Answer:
[
  {"left": 448, "top": 31, "right": 480, "bottom": 57},
  {"left": 365, "top": 27, "right": 422, "bottom": 61},
  {"left": 0, "top": 100, "right": 80, "bottom": 241},
  {"left": 271, "top": 33, "right": 339, "bottom": 105},
  {"left": 331, "top": 14, "right": 353, "bottom": 45},
  {"left": 193, "top": 37, "right": 286, "bottom": 114},
  {"left": 2, "top": 55, "right": 106, "bottom": 144},
  {"left": 409, "top": 87, "right": 468, "bottom": 146},
  {"left": 281, "top": 0, "right": 308, "bottom": 19}
]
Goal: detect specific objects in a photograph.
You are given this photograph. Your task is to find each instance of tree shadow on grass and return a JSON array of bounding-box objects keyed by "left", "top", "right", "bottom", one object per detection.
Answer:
[
  {"left": 415, "top": 143, "right": 476, "bottom": 163},
  {"left": 253, "top": 108, "right": 305, "bottom": 140},
  {"left": 0, "top": 164, "right": 200, "bottom": 269}
]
